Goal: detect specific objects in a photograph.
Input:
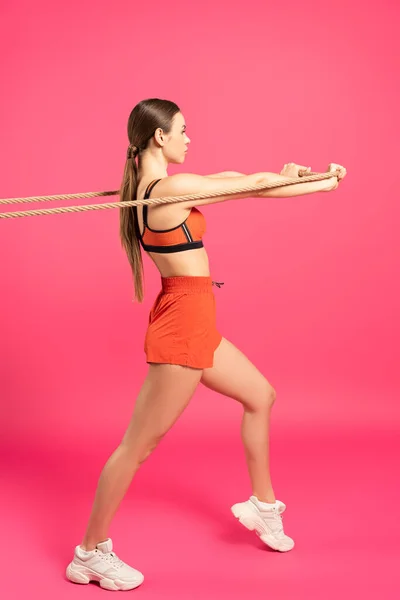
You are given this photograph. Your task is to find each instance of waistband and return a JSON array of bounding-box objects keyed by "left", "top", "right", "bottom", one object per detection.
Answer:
[{"left": 161, "top": 276, "right": 219, "bottom": 293}]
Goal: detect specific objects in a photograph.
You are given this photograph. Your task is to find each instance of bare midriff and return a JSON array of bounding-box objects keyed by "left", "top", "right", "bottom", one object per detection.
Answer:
[{"left": 147, "top": 246, "right": 211, "bottom": 278}]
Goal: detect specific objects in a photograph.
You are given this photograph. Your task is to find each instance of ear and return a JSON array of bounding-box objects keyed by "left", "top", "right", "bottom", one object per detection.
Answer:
[{"left": 154, "top": 127, "right": 164, "bottom": 146}]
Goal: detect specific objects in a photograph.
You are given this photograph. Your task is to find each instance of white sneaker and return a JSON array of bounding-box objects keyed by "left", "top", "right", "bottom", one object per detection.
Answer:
[
  {"left": 66, "top": 538, "right": 144, "bottom": 591},
  {"left": 231, "top": 496, "right": 295, "bottom": 552}
]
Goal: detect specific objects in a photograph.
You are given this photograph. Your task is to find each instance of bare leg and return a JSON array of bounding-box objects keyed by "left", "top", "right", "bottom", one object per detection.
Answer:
[
  {"left": 200, "top": 337, "right": 276, "bottom": 503},
  {"left": 81, "top": 363, "right": 203, "bottom": 550}
]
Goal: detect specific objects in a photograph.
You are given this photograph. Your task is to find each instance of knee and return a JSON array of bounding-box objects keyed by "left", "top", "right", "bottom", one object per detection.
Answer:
[
  {"left": 137, "top": 447, "right": 153, "bottom": 465},
  {"left": 266, "top": 385, "right": 277, "bottom": 408},
  {"left": 257, "top": 384, "right": 277, "bottom": 411},
  {"left": 137, "top": 436, "right": 163, "bottom": 465},
  {"left": 121, "top": 433, "right": 164, "bottom": 466},
  {"left": 244, "top": 382, "right": 276, "bottom": 413}
]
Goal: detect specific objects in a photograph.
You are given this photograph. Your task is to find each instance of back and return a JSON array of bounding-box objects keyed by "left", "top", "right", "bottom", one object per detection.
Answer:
[
  {"left": 135, "top": 177, "right": 191, "bottom": 236},
  {"left": 135, "top": 178, "right": 206, "bottom": 254},
  {"left": 134, "top": 176, "right": 212, "bottom": 278}
]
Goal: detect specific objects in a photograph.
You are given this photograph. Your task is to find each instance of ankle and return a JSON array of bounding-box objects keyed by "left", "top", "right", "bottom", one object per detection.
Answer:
[
  {"left": 253, "top": 493, "right": 276, "bottom": 504},
  {"left": 80, "top": 541, "right": 97, "bottom": 552}
]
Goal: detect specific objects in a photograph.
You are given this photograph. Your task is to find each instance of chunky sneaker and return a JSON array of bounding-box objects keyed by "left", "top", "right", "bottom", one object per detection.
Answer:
[
  {"left": 231, "top": 495, "right": 295, "bottom": 552},
  {"left": 66, "top": 538, "right": 144, "bottom": 591}
]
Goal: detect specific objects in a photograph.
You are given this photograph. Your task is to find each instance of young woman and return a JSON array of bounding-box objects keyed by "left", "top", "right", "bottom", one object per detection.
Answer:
[{"left": 66, "top": 98, "right": 346, "bottom": 591}]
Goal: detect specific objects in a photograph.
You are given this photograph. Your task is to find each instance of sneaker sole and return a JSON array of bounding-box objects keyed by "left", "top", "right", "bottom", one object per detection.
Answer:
[
  {"left": 231, "top": 503, "right": 294, "bottom": 552},
  {"left": 66, "top": 561, "right": 144, "bottom": 591}
]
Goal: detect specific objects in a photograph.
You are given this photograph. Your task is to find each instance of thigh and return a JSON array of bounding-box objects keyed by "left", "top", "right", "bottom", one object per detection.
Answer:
[
  {"left": 121, "top": 363, "right": 203, "bottom": 449},
  {"left": 200, "top": 337, "right": 275, "bottom": 411}
]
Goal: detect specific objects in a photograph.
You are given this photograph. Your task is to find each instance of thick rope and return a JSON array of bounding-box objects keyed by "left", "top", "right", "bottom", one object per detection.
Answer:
[
  {"left": 0, "top": 190, "right": 118, "bottom": 206},
  {"left": 0, "top": 171, "right": 337, "bottom": 220}
]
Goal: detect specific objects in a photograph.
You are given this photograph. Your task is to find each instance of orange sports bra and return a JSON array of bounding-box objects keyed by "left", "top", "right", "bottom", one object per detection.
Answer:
[{"left": 134, "top": 179, "right": 207, "bottom": 254}]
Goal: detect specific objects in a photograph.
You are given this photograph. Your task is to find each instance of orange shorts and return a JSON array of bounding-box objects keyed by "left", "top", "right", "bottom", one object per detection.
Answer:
[{"left": 144, "top": 276, "right": 223, "bottom": 369}]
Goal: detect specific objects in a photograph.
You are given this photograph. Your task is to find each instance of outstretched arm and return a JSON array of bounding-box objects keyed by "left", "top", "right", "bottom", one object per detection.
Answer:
[
  {"left": 205, "top": 171, "right": 246, "bottom": 178},
  {"left": 153, "top": 171, "right": 338, "bottom": 210}
]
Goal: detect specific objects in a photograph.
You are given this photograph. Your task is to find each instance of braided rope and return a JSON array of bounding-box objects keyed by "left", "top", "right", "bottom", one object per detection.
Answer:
[
  {"left": 0, "top": 171, "right": 337, "bottom": 220},
  {"left": 0, "top": 190, "right": 117, "bottom": 205}
]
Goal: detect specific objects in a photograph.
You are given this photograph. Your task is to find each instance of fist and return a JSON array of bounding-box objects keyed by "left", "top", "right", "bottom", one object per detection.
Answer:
[
  {"left": 280, "top": 162, "right": 311, "bottom": 178},
  {"left": 327, "top": 163, "right": 347, "bottom": 181}
]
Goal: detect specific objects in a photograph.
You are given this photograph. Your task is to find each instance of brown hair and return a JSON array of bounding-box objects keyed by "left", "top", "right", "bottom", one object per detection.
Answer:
[{"left": 119, "top": 98, "right": 181, "bottom": 303}]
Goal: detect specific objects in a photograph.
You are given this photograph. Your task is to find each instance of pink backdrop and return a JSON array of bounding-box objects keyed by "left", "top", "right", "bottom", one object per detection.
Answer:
[{"left": 1, "top": 1, "right": 398, "bottom": 598}]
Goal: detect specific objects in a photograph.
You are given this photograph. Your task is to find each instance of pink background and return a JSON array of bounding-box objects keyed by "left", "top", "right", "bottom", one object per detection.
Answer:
[{"left": 1, "top": 0, "right": 399, "bottom": 598}]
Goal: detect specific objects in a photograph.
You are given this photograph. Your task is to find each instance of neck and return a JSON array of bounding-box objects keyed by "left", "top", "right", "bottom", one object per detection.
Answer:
[{"left": 138, "top": 147, "right": 169, "bottom": 180}]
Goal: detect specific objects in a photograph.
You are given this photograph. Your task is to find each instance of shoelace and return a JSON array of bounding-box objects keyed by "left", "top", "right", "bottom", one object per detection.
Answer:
[
  {"left": 263, "top": 508, "right": 285, "bottom": 537},
  {"left": 95, "top": 549, "right": 124, "bottom": 568}
]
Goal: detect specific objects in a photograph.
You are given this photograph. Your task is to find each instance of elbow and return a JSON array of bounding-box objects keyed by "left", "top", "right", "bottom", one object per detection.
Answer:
[
  {"left": 258, "top": 172, "right": 285, "bottom": 184},
  {"left": 256, "top": 172, "right": 284, "bottom": 191}
]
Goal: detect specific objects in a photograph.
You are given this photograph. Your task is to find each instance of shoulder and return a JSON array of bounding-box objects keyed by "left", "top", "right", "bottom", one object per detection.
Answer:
[{"left": 151, "top": 173, "right": 207, "bottom": 196}]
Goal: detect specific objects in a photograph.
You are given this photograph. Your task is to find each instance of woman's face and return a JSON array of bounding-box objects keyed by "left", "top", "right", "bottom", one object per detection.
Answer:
[{"left": 164, "top": 112, "right": 190, "bottom": 164}]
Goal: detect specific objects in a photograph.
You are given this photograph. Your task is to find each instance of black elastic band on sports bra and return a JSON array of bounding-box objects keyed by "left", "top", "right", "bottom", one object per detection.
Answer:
[
  {"left": 143, "top": 179, "right": 162, "bottom": 227},
  {"left": 139, "top": 240, "right": 204, "bottom": 253},
  {"left": 144, "top": 179, "right": 162, "bottom": 199}
]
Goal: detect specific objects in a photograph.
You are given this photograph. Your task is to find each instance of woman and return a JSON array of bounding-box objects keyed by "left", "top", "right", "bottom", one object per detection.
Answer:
[{"left": 66, "top": 98, "right": 346, "bottom": 591}]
